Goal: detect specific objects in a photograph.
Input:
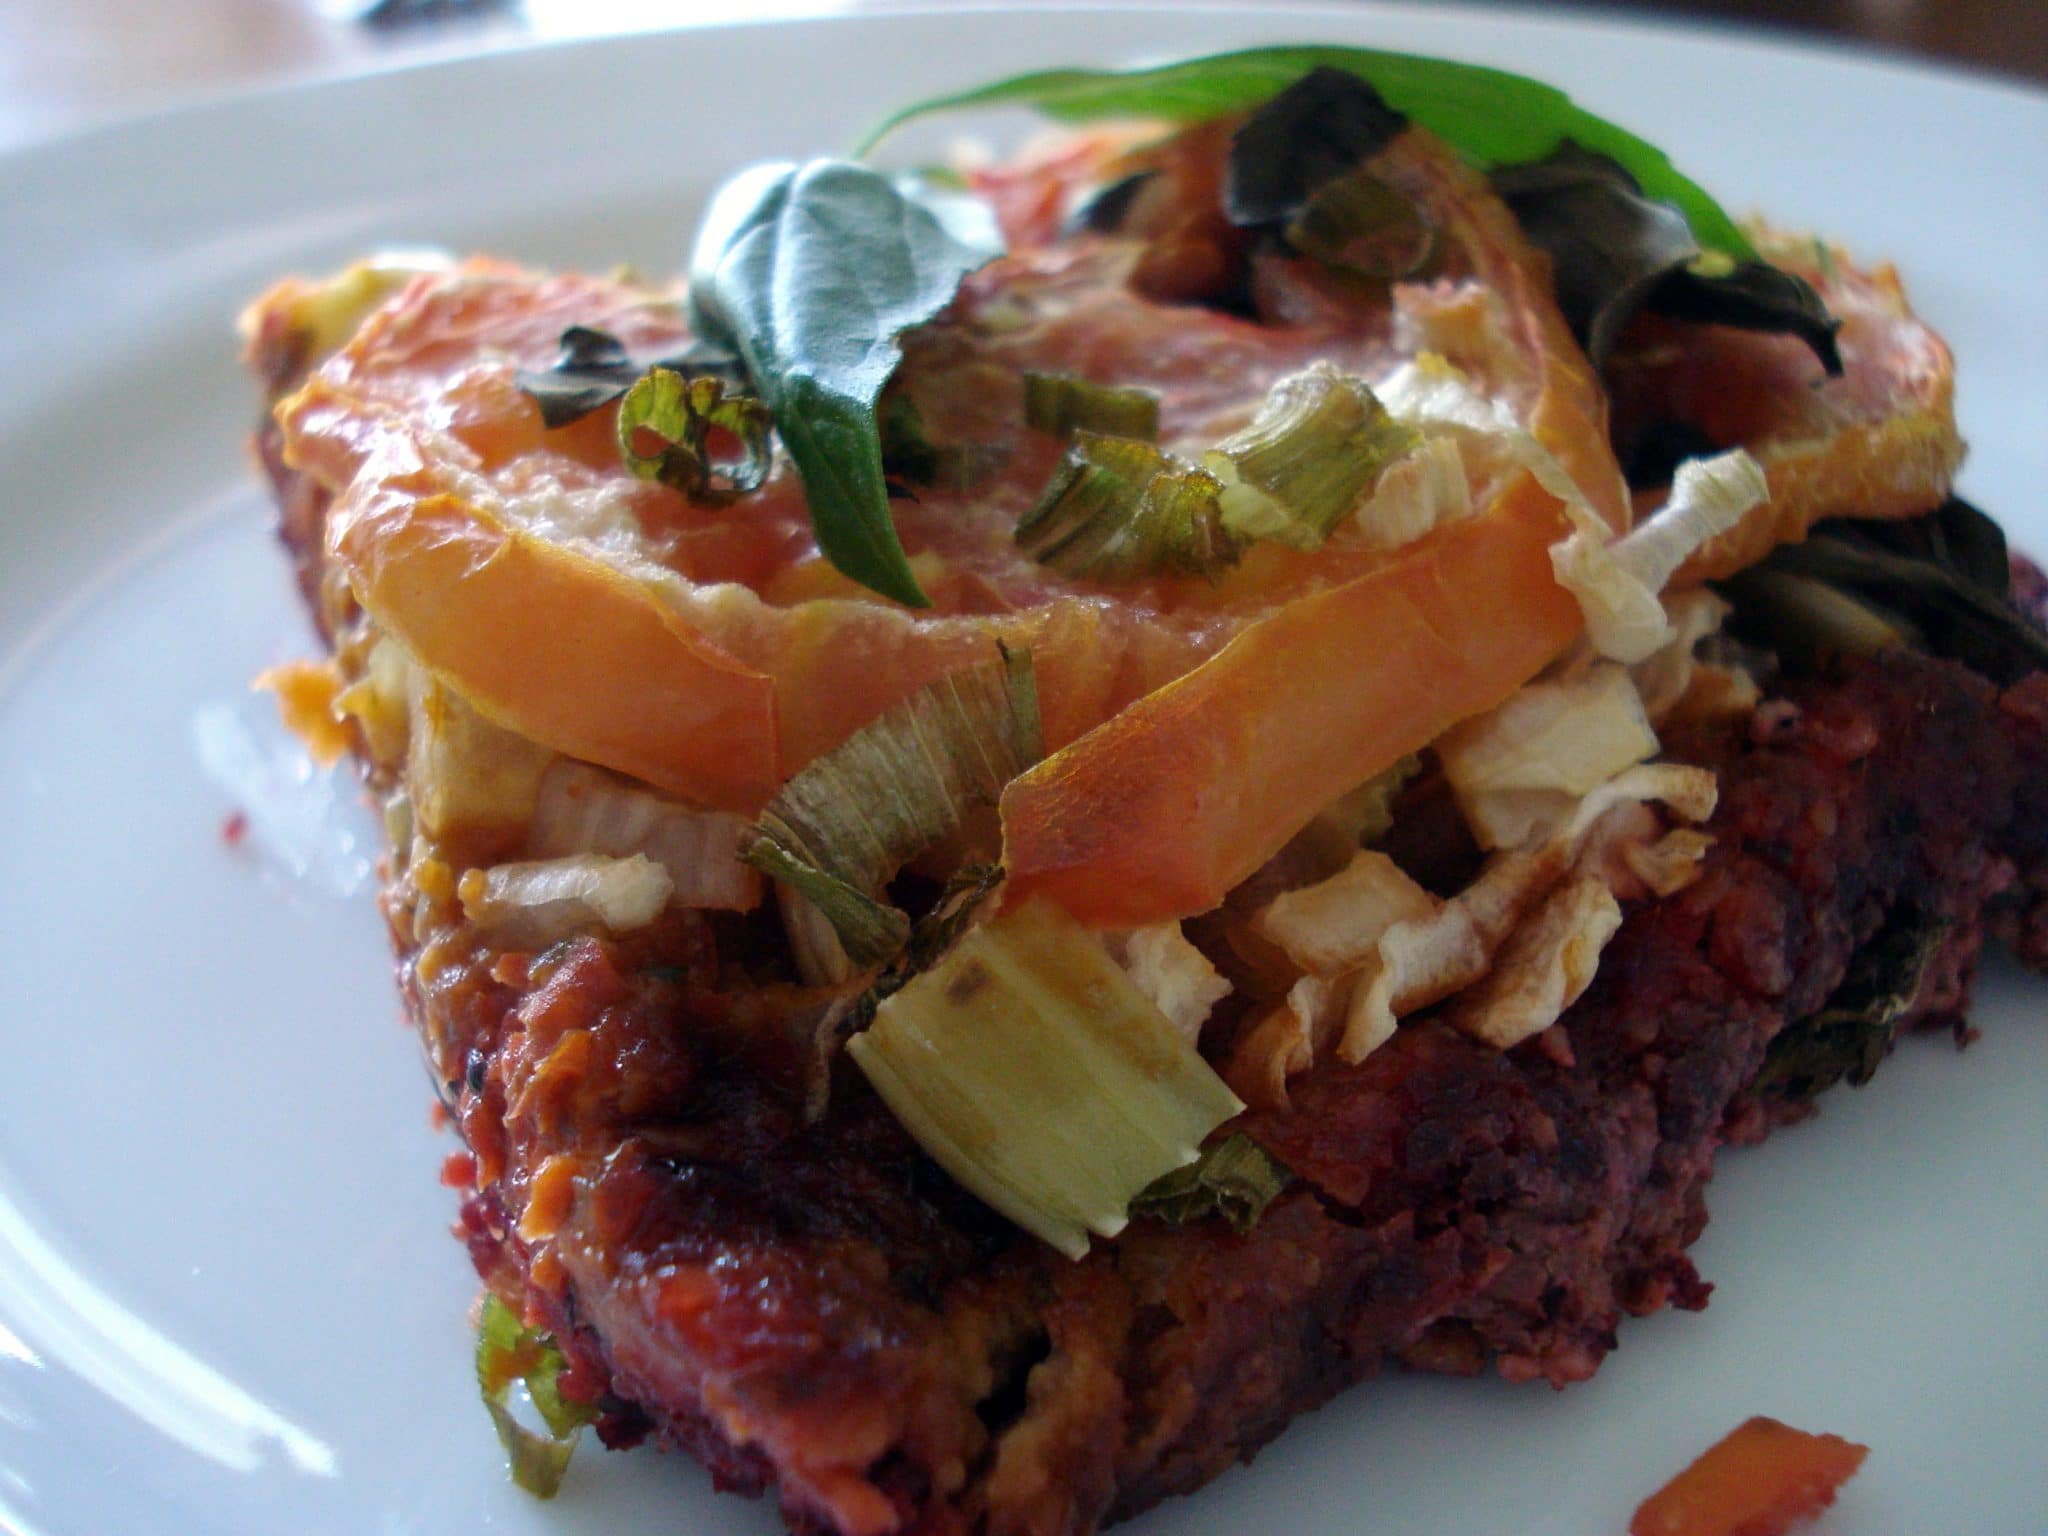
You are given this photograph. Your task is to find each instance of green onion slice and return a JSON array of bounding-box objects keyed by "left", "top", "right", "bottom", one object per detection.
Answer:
[
  {"left": 743, "top": 648, "right": 1041, "bottom": 968},
  {"left": 475, "top": 1293, "right": 595, "bottom": 1499},
  {"left": 1017, "top": 431, "right": 1240, "bottom": 581},
  {"left": 1203, "top": 364, "right": 1421, "bottom": 548},
  {"left": 1285, "top": 166, "right": 1435, "bottom": 278},
  {"left": 616, "top": 367, "right": 772, "bottom": 505},
  {"left": 848, "top": 895, "right": 1245, "bottom": 1258},
  {"left": 1023, "top": 371, "right": 1162, "bottom": 442}
]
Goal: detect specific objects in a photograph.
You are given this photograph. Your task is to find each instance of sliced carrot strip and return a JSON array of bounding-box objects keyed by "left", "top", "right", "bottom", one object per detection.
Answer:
[{"left": 1630, "top": 1416, "right": 1869, "bottom": 1536}]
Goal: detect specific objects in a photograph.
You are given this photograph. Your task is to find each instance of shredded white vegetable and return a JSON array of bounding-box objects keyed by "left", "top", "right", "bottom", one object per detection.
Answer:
[
  {"left": 527, "top": 760, "right": 760, "bottom": 912},
  {"left": 1552, "top": 450, "right": 1768, "bottom": 664},
  {"left": 1114, "top": 923, "right": 1233, "bottom": 1045},
  {"left": 458, "top": 853, "right": 673, "bottom": 946}
]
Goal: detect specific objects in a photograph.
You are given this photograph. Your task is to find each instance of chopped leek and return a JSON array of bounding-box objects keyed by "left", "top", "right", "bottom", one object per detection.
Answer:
[
  {"left": 1285, "top": 166, "right": 1434, "bottom": 278},
  {"left": 1130, "top": 1133, "right": 1291, "bottom": 1234},
  {"left": 848, "top": 896, "right": 1244, "bottom": 1258},
  {"left": 616, "top": 367, "right": 773, "bottom": 505},
  {"left": 475, "top": 1293, "right": 594, "bottom": 1499},
  {"left": 744, "top": 649, "right": 1041, "bottom": 968},
  {"left": 1023, "top": 372, "right": 1162, "bottom": 442},
  {"left": 1016, "top": 431, "right": 1239, "bottom": 580},
  {"left": 1204, "top": 365, "right": 1420, "bottom": 548}
]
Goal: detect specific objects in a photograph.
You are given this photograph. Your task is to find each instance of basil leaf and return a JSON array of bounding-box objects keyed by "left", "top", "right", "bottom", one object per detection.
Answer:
[
  {"left": 859, "top": 44, "right": 1755, "bottom": 260},
  {"left": 1724, "top": 499, "right": 2048, "bottom": 686},
  {"left": 1225, "top": 66, "right": 1407, "bottom": 228},
  {"left": 1130, "top": 1132, "right": 1291, "bottom": 1234},
  {"left": 1492, "top": 145, "right": 1839, "bottom": 370},
  {"left": 1754, "top": 914, "right": 1948, "bottom": 1101},
  {"left": 517, "top": 324, "right": 741, "bottom": 429},
  {"left": 687, "top": 159, "right": 1003, "bottom": 608}
]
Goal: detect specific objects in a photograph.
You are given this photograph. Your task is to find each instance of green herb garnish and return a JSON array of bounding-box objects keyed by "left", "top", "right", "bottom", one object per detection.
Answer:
[
  {"left": 1022, "top": 372, "right": 1162, "bottom": 442},
  {"left": 1285, "top": 165, "right": 1436, "bottom": 278},
  {"left": 686, "top": 159, "right": 1003, "bottom": 607},
  {"left": 1016, "top": 432, "right": 1239, "bottom": 581},
  {"left": 475, "top": 1293, "right": 595, "bottom": 1499},
  {"left": 859, "top": 44, "right": 1755, "bottom": 260},
  {"left": 616, "top": 368, "right": 772, "bottom": 504},
  {"left": 744, "top": 647, "right": 1041, "bottom": 968},
  {"left": 517, "top": 324, "right": 741, "bottom": 430},
  {"left": 1223, "top": 65, "right": 1407, "bottom": 228},
  {"left": 1204, "top": 364, "right": 1420, "bottom": 548},
  {"left": 1130, "top": 1132, "right": 1292, "bottom": 1234},
  {"left": 1754, "top": 914, "right": 1949, "bottom": 1101}
]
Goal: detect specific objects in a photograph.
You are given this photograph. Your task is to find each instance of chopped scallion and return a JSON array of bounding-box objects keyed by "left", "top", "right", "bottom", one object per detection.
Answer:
[
  {"left": 1023, "top": 371, "right": 1162, "bottom": 442},
  {"left": 1204, "top": 365, "right": 1421, "bottom": 548},
  {"left": 616, "top": 367, "right": 772, "bottom": 505},
  {"left": 1016, "top": 431, "right": 1239, "bottom": 581},
  {"left": 744, "top": 648, "right": 1041, "bottom": 968},
  {"left": 1130, "top": 1132, "right": 1292, "bottom": 1233},
  {"left": 1285, "top": 166, "right": 1434, "bottom": 277}
]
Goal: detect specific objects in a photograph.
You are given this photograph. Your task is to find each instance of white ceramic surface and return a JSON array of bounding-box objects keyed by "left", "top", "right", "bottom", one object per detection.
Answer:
[{"left": 0, "top": 7, "right": 2043, "bottom": 1533}]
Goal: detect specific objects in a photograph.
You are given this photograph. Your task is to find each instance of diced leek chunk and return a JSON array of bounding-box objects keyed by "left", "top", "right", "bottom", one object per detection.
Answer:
[{"left": 849, "top": 897, "right": 1243, "bottom": 1258}]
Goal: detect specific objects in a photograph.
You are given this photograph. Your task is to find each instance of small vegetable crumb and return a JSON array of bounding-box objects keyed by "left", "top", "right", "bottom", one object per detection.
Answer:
[
  {"left": 220, "top": 810, "right": 249, "bottom": 847},
  {"left": 1630, "top": 1416, "right": 1869, "bottom": 1536},
  {"left": 440, "top": 1150, "right": 477, "bottom": 1188}
]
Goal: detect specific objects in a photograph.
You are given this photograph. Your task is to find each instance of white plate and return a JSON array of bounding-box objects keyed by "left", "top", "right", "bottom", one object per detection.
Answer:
[{"left": 0, "top": 7, "right": 2043, "bottom": 1533}]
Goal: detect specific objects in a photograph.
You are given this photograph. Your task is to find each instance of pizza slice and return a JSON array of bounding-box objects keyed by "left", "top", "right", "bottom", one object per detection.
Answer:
[{"left": 243, "top": 52, "right": 2048, "bottom": 1536}]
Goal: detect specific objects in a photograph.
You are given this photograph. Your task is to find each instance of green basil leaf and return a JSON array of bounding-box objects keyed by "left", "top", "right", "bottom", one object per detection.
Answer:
[
  {"left": 1130, "top": 1132, "right": 1291, "bottom": 1233},
  {"left": 687, "top": 159, "right": 1003, "bottom": 608},
  {"left": 858, "top": 44, "right": 1755, "bottom": 260},
  {"left": 1492, "top": 145, "right": 1839, "bottom": 370}
]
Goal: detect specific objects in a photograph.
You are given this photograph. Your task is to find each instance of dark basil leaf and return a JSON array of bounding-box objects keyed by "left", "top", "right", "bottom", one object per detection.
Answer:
[
  {"left": 859, "top": 44, "right": 1756, "bottom": 260},
  {"left": 688, "top": 160, "right": 1003, "bottom": 608},
  {"left": 1492, "top": 144, "right": 1839, "bottom": 371},
  {"left": 1754, "top": 914, "right": 1948, "bottom": 1100},
  {"left": 1131, "top": 1132, "right": 1291, "bottom": 1234},
  {"left": 1067, "top": 170, "right": 1156, "bottom": 235},
  {"left": 1620, "top": 417, "right": 1725, "bottom": 491},
  {"left": 1723, "top": 499, "right": 2048, "bottom": 685},
  {"left": 517, "top": 325, "right": 741, "bottom": 430},
  {"left": 880, "top": 391, "right": 1008, "bottom": 494},
  {"left": 1225, "top": 65, "right": 1407, "bottom": 228},
  {"left": 1650, "top": 255, "right": 1842, "bottom": 375}
]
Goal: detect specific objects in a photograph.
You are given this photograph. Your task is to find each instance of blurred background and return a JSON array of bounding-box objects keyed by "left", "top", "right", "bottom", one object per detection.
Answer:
[{"left": 1, "top": 0, "right": 2041, "bottom": 151}]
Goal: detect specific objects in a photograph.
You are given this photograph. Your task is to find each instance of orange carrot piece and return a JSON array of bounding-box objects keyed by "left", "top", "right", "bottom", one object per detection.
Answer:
[{"left": 1630, "top": 1416, "right": 1869, "bottom": 1536}]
